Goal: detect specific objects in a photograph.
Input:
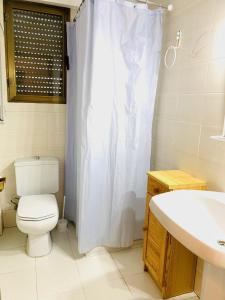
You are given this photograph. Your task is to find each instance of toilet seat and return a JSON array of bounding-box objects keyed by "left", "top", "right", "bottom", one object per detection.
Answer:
[
  {"left": 17, "top": 194, "right": 58, "bottom": 221},
  {"left": 18, "top": 215, "right": 56, "bottom": 221}
]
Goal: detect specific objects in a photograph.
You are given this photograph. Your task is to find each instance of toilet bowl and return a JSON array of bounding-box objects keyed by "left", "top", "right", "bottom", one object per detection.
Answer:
[
  {"left": 14, "top": 156, "right": 59, "bottom": 257},
  {"left": 16, "top": 194, "right": 59, "bottom": 257}
]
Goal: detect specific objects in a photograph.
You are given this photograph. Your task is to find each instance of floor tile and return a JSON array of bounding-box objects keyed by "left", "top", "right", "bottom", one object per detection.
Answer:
[
  {"left": 0, "top": 247, "right": 35, "bottom": 274},
  {"left": 86, "top": 246, "right": 109, "bottom": 257},
  {"left": 36, "top": 243, "right": 82, "bottom": 298},
  {"left": 107, "top": 240, "right": 143, "bottom": 254},
  {"left": 124, "top": 272, "right": 162, "bottom": 300},
  {"left": 0, "top": 228, "right": 198, "bottom": 300},
  {"left": 76, "top": 253, "right": 121, "bottom": 285},
  {"left": 111, "top": 247, "right": 144, "bottom": 276},
  {"left": 83, "top": 277, "right": 132, "bottom": 300},
  {"left": 67, "top": 224, "right": 84, "bottom": 259},
  {"left": 38, "top": 289, "right": 86, "bottom": 300},
  {"left": 0, "top": 227, "right": 26, "bottom": 250},
  {"left": 169, "top": 293, "right": 197, "bottom": 300},
  {"left": 0, "top": 268, "right": 37, "bottom": 300},
  {"left": 51, "top": 229, "right": 75, "bottom": 259}
]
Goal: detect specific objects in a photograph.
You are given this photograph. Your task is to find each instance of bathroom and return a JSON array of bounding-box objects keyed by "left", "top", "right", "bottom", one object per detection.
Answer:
[{"left": 0, "top": 0, "right": 225, "bottom": 299}]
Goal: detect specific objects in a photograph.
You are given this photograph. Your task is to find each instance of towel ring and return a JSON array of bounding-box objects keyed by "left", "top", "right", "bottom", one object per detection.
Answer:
[{"left": 164, "top": 30, "right": 182, "bottom": 69}]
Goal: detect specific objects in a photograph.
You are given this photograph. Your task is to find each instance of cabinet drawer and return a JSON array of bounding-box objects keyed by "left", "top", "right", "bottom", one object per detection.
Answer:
[
  {"left": 148, "top": 212, "right": 167, "bottom": 247},
  {"left": 147, "top": 178, "right": 168, "bottom": 195}
]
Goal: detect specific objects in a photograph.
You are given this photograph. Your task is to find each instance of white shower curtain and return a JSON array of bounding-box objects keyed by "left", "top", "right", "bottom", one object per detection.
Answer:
[{"left": 66, "top": 0, "right": 163, "bottom": 253}]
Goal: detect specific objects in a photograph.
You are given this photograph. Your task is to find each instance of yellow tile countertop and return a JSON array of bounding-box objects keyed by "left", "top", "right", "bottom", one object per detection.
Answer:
[
  {"left": 147, "top": 170, "right": 206, "bottom": 190},
  {"left": 0, "top": 176, "right": 6, "bottom": 192}
]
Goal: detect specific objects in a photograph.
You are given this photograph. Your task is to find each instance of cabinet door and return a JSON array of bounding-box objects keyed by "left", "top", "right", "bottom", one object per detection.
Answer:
[
  {"left": 163, "top": 234, "right": 197, "bottom": 298},
  {"left": 145, "top": 211, "right": 168, "bottom": 287}
]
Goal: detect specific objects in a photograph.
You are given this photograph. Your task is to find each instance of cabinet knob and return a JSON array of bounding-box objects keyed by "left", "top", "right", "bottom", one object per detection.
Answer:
[
  {"left": 142, "top": 226, "right": 148, "bottom": 231},
  {"left": 154, "top": 187, "right": 160, "bottom": 193}
]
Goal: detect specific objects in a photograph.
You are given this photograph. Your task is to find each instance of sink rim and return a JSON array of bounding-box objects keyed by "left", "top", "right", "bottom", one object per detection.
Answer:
[{"left": 150, "top": 190, "right": 225, "bottom": 269}]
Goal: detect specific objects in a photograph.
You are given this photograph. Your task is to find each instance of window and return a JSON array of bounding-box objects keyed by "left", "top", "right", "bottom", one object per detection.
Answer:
[{"left": 4, "top": 0, "right": 69, "bottom": 104}]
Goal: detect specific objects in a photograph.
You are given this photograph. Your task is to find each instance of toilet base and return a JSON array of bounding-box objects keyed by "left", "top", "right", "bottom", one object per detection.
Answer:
[{"left": 27, "top": 232, "right": 52, "bottom": 257}]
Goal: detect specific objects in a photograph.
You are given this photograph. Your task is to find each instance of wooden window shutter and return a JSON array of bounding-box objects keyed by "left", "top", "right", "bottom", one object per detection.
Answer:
[{"left": 4, "top": 0, "right": 69, "bottom": 104}]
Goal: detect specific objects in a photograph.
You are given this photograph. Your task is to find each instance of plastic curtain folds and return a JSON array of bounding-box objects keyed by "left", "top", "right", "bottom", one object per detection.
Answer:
[{"left": 65, "top": 0, "right": 163, "bottom": 253}]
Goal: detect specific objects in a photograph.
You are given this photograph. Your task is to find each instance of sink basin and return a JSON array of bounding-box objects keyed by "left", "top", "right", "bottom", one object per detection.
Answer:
[{"left": 150, "top": 190, "right": 225, "bottom": 300}]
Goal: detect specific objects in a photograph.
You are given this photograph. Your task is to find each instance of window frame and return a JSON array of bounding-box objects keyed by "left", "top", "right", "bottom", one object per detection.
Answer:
[{"left": 4, "top": 0, "right": 69, "bottom": 104}]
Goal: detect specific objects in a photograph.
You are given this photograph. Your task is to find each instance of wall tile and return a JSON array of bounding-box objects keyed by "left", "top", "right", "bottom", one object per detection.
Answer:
[
  {"left": 211, "top": 23, "right": 225, "bottom": 59},
  {"left": 176, "top": 94, "right": 203, "bottom": 124},
  {"left": 201, "top": 94, "right": 225, "bottom": 127},
  {"left": 0, "top": 109, "right": 66, "bottom": 210},
  {"left": 206, "top": 59, "right": 225, "bottom": 93},
  {"left": 179, "top": 63, "right": 208, "bottom": 94},
  {"left": 198, "top": 126, "right": 225, "bottom": 165},
  {"left": 155, "top": 93, "right": 179, "bottom": 119},
  {"left": 173, "top": 123, "right": 201, "bottom": 156},
  {"left": 153, "top": 0, "right": 225, "bottom": 193}
]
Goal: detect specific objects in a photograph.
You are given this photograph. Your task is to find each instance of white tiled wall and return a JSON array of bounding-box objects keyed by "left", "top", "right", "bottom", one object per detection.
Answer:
[
  {"left": 0, "top": 104, "right": 66, "bottom": 211},
  {"left": 0, "top": 0, "right": 77, "bottom": 215},
  {"left": 152, "top": 0, "right": 225, "bottom": 191}
]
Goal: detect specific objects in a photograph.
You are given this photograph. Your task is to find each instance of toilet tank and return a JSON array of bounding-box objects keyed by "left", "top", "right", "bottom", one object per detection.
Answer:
[{"left": 14, "top": 156, "right": 59, "bottom": 196}]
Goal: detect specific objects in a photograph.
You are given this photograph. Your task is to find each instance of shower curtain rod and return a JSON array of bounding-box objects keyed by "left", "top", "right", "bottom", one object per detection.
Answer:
[
  {"left": 73, "top": 0, "right": 85, "bottom": 21},
  {"left": 73, "top": 0, "right": 172, "bottom": 22},
  {"left": 138, "top": 0, "right": 173, "bottom": 10}
]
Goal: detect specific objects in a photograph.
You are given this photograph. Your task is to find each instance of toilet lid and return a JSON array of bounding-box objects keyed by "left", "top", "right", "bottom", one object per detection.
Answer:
[{"left": 17, "top": 194, "right": 58, "bottom": 221}]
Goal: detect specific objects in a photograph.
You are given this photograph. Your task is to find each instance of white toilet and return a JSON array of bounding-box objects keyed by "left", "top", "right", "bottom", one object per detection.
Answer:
[{"left": 14, "top": 156, "right": 59, "bottom": 257}]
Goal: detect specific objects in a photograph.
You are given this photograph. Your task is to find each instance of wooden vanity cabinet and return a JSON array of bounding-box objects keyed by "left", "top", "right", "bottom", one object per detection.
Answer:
[
  {"left": 143, "top": 170, "right": 206, "bottom": 299},
  {"left": 0, "top": 177, "right": 6, "bottom": 192}
]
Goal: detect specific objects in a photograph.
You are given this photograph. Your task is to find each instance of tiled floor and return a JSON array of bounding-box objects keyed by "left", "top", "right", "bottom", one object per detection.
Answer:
[{"left": 0, "top": 225, "right": 198, "bottom": 300}]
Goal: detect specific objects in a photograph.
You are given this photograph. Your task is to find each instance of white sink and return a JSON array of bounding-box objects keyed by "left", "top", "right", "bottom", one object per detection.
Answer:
[{"left": 150, "top": 190, "right": 225, "bottom": 300}]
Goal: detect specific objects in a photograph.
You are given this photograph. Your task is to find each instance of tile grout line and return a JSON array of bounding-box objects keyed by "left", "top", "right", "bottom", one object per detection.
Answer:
[
  {"left": 35, "top": 258, "right": 39, "bottom": 300},
  {"left": 119, "top": 272, "right": 133, "bottom": 295},
  {"left": 109, "top": 247, "right": 152, "bottom": 297},
  {"left": 73, "top": 255, "right": 88, "bottom": 300},
  {"left": 109, "top": 251, "right": 134, "bottom": 295},
  {"left": 66, "top": 227, "right": 88, "bottom": 300}
]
